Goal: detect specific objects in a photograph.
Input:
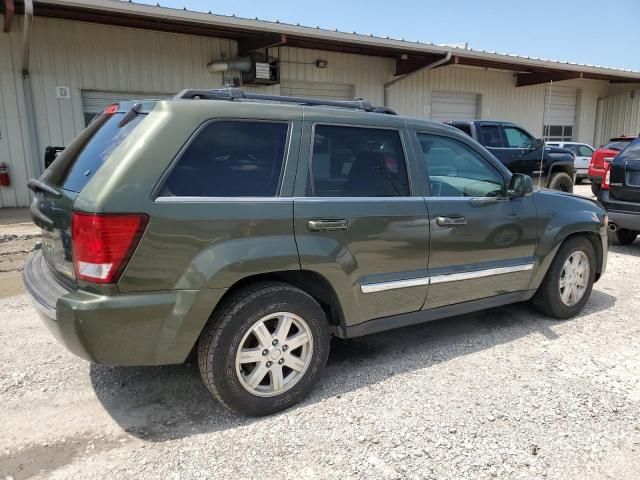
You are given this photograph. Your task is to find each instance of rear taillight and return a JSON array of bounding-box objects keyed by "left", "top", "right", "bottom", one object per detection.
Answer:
[
  {"left": 602, "top": 165, "right": 611, "bottom": 190},
  {"left": 103, "top": 103, "right": 119, "bottom": 115},
  {"left": 72, "top": 212, "right": 148, "bottom": 284}
]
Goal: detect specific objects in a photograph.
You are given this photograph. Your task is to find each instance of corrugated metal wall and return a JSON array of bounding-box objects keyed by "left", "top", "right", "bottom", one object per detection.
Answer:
[
  {"left": 594, "top": 88, "right": 640, "bottom": 147},
  {"left": 0, "top": 15, "right": 637, "bottom": 207},
  {"left": 0, "top": 17, "right": 394, "bottom": 207},
  {"left": 0, "top": 19, "right": 37, "bottom": 208},
  {"left": 387, "top": 65, "right": 610, "bottom": 144}
]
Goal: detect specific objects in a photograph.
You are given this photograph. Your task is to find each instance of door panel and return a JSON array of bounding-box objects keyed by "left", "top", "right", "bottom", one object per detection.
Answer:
[
  {"left": 425, "top": 197, "right": 538, "bottom": 308},
  {"left": 294, "top": 198, "right": 430, "bottom": 322},
  {"left": 414, "top": 131, "right": 538, "bottom": 309},
  {"left": 293, "top": 121, "right": 430, "bottom": 326}
]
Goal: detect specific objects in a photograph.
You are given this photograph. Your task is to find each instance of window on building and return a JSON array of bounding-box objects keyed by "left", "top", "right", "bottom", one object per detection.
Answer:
[
  {"left": 544, "top": 125, "right": 573, "bottom": 142},
  {"left": 417, "top": 133, "right": 504, "bottom": 197},
  {"left": 504, "top": 126, "right": 535, "bottom": 149},
  {"left": 309, "top": 125, "right": 409, "bottom": 197},
  {"left": 477, "top": 125, "right": 503, "bottom": 147},
  {"left": 161, "top": 121, "right": 288, "bottom": 197}
]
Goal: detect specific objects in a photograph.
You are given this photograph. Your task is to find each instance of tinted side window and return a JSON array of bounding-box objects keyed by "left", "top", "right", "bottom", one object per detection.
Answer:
[
  {"left": 417, "top": 133, "right": 504, "bottom": 197},
  {"left": 477, "top": 125, "right": 503, "bottom": 147},
  {"left": 309, "top": 125, "right": 409, "bottom": 197},
  {"left": 504, "top": 127, "right": 534, "bottom": 148},
  {"left": 161, "top": 121, "right": 288, "bottom": 197}
]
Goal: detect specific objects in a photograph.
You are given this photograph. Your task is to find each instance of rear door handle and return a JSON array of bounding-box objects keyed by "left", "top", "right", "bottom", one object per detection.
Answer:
[
  {"left": 436, "top": 216, "right": 467, "bottom": 227},
  {"left": 307, "top": 219, "right": 348, "bottom": 232}
]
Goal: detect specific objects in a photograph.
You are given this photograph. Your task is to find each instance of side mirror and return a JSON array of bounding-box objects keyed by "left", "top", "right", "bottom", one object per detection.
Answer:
[
  {"left": 507, "top": 173, "right": 534, "bottom": 197},
  {"left": 44, "top": 146, "right": 65, "bottom": 169},
  {"left": 533, "top": 138, "right": 544, "bottom": 150}
]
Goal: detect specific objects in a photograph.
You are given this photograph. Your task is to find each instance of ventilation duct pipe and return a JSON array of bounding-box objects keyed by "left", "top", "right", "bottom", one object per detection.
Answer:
[{"left": 206, "top": 57, "right": 252, "bottom": 73}]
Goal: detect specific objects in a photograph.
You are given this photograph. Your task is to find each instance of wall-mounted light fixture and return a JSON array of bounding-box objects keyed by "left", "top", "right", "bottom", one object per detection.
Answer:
[{"left": 316, "top": 59, "right": 328, "bottom": 69}]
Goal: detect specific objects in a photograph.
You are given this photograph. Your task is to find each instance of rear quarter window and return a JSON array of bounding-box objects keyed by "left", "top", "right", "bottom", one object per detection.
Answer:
[
  {"left": 42, "top": 113, "right": 146, "bottom": 192},
  {"left": 160, "top": 121, "right": 289, "bottom": 197}
]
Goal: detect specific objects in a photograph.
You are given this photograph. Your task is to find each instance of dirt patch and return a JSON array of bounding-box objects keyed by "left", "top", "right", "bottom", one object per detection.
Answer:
[
  {"left": 0, "top": 223, "right": 39, "bottom": 280},
  {"left": 0, "top": 433, "right": 129, "bottom": 480}
]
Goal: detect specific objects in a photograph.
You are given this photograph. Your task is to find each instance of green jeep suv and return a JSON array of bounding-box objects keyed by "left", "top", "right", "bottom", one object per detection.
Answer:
[{"left": 23, "top": 89, "right": 608, "bottom": 416}]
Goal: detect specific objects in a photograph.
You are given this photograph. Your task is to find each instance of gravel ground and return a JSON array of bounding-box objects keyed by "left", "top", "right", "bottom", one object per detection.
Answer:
[{"left": 1, "top": 184, "right": 639, "bottom": 479}]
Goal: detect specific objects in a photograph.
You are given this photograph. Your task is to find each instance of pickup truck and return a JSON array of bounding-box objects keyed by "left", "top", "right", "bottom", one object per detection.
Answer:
[{"left": 446, "top": 120, "right": 576, "bottom": 192}]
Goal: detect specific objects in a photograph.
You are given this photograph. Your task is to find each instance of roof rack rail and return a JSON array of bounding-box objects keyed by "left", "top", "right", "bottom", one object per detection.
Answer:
[{"left": 173, "top": 88, "right": 397, "bottom": 115}]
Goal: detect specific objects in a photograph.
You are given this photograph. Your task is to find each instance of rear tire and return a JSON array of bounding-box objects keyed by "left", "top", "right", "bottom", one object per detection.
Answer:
[
  {"left": 548, "top": 172, "right": 574, "bottom": 192},
  {"left": 575, "top": 178, "right": 583, "bottom": 185},
  {"left": 590, "top": 181, "right": 600, "bottom": 196},
  {"left": 608, "top": 228, "right": 638, "bottom": 246},
  {"left": 532, "top": 236, "right": 596, "bottom": 319},
  {"left": 198, "top": 281, "right": 330, "bottom": 416}
]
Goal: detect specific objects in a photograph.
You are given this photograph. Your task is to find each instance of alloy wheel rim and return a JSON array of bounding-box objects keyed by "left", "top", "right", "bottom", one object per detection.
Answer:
[
  {"left": 235, "top": 312, "right": 313, "bottom": 397},
  {"left": 559, "top": 250, "right": 590, "bottom": 307}
]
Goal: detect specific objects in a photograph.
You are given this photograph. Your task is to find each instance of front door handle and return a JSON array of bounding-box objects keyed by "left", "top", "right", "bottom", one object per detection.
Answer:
[
  {"left": 436, "top": 216, "right": 467, "bottom": 227},
  {"left": 307, "top": 219, "right": 349, "bottom": 232}
]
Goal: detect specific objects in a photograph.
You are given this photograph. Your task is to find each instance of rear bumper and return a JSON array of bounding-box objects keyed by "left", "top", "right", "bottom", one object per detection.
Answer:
[
  {"left": 598, "top": 190, "right": 640, "bottom": 230},
  {"left": 22, "top": 251, "right": 225, "bottom": 366}
]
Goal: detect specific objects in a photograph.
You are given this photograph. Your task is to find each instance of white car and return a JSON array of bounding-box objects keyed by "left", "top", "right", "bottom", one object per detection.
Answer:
[{"left": 545, "top": 141, "right": 595, "bottom": 183}]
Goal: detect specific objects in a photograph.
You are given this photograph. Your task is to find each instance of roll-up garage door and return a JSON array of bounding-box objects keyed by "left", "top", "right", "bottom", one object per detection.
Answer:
[
  {"left": 81, "top": 90, "right": 172, "bottom": 126},
  {"left": 280, "top": 81, "right": 354, "bottom": 100},
  {"left": 543, "top": 86, "right": 577, "bottom": 141},
  {"left": 430, "top": 92, "right": 479, "bottom": 122}
]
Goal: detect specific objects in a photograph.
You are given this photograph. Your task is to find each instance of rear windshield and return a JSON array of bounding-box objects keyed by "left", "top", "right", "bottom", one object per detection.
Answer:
[
  {"left": 615, "top": 138, "right": 640, "bottom": 162},
  {"left": 41, "top": 112, "right": 145, "bottom": 192},
  {"left": 604, "top": 140, "right": 633, "bottom": 151}
]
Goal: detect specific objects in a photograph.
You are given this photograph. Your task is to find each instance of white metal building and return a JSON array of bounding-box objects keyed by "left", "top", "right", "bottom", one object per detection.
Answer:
[{"left": 1, "top": 0, "right": 640, "bottom": 208}]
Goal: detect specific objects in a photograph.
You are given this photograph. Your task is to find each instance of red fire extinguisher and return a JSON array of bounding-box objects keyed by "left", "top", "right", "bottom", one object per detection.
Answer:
[{"left": 0, "top": 163, "right": 10, "bottom": 187}]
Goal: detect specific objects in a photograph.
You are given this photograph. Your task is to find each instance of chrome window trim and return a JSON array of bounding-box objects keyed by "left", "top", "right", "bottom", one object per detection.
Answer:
[
  {"left": 155, "top": 196, "right": 295, "bottom": 203},
  {"left": 155, "top": 196, "right": 428, "bottom": 203},
  {"left": 360, "top": 262, "right": 534, "bottom": 293}
]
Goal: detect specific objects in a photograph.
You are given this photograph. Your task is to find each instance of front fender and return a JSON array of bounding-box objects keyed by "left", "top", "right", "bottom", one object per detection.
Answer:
[
  {"left": 546, "top": 159, "right": 575, "bottom": 176},
  {"left": 529, "top": 191, "right": 607, "bottom": 289}
]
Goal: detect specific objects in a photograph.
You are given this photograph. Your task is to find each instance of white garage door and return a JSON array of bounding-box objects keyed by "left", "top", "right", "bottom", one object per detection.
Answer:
[
  {"left": 543, "top": 86, "right": 577, "bottom": 141},
  {"left": 280, "top": 81, "right": 354, "bottom": 101},
  {"left": 81, "top": 90, "right": 173, "bottom": 125},
  {"left": 430, "top": 92, "right": 479, "bottom": 122}
]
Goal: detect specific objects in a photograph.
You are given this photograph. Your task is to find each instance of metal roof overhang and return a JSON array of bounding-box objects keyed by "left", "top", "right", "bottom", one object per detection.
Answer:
[{"left": 7, "top": 0, "right": 640, "bottom": 86}]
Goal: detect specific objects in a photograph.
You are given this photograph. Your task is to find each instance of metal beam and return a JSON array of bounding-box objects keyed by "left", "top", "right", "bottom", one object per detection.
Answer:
[
  {"left": 516, "top": 71, "right": 583, "bottom": 87},
  {"left": 238, "top": 33, "right": 286, "bottom": 54},
  {"left": 3, "top": 0, "right": 15, "bottom": 32}
]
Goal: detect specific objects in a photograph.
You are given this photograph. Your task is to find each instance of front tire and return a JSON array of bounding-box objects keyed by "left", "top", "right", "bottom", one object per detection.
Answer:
[
  {"left": 590, "top": 181, "right": 600, "bottom": 196},
  {"left": 532, "top": 236, "right": 596, "bottom": 319},
  {"left": 198, "top": 282, "right": 330, "bottom": 416},
  {"left": 548, "top": 172, "right": 574, "bottom": 192}
]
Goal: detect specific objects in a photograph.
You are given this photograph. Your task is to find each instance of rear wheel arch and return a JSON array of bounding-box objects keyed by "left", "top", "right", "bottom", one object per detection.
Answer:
[{"left": 203, "top": 270, "right": 345, "bottom": 334}]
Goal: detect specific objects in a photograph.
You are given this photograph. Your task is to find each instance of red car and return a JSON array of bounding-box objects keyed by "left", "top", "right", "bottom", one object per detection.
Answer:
[{"left": 589, "top": 135, "right": 638, "bottom": 195}]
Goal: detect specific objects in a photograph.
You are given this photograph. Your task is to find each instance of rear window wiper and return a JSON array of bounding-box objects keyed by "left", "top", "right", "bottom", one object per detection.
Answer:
[{"left": 118, "top": 102, "right": 143, "bottom": 128}]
